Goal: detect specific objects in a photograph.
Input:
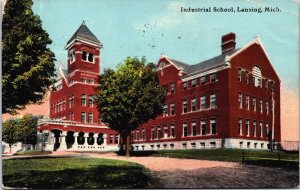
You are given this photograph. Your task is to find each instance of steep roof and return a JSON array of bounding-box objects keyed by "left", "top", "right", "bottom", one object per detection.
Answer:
[
  {"left": 169, "top": 48, "right": 240, "bottom": 78},
  {"left": 66, "top": 21, "right": 102, "bottom": 47}
]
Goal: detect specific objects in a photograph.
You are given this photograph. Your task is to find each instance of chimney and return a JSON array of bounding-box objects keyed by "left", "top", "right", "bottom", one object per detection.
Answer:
[{"left": 221, "top": 32, "right": 236, "bottom": 54}]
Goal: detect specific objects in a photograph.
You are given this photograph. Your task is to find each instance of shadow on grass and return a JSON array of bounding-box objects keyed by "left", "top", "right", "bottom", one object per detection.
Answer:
[{"left": 3, "top": 164, "right": 158, "bottom": 189}]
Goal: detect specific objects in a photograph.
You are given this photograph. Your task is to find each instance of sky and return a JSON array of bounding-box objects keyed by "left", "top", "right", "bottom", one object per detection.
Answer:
[{"left": 11, "top": 0, "right": 298, "bottom": 141}]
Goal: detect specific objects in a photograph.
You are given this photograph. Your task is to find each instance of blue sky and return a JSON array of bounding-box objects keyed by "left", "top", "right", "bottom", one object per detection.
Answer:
[{"left": 32, "top": 0, "right": 298, "bottom": 91}]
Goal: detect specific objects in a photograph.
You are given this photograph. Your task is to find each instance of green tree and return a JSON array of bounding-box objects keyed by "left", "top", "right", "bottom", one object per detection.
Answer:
[
  {"left": 2, "top": 0, "right": 56, "bottom": 114},
  {"left": 18, "top": 114, "right": 43, "bottom": 148},
  {"left": 3, "top": 118, "right": 20, "bottom": 153},
  {"left": 97, "top": 57, "right": 165, "bottom": 157}
]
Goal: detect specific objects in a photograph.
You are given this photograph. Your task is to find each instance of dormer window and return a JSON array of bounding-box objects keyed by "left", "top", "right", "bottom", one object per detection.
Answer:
[{"left": 82, "top": 78, "right": 87, "bottom": 83}]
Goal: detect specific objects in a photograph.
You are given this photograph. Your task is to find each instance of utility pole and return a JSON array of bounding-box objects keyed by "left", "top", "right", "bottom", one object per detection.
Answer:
[{"left": 271, "top": 91, "right": 275, "bottom": 151}]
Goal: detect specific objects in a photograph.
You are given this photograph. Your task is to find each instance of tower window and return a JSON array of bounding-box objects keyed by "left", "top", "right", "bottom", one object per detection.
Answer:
[
  {"left": 88, "top": 53, "right": 94, "bottom": 62},
  {"left": 82, "top": 51, "right": 87, "bottom": 61}
]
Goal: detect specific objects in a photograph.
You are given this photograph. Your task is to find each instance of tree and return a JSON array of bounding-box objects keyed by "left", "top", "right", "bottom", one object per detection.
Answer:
[
  {"left": 18, "top": 114, "right": 43, "bottom": 148},
  {"left": 2, "top": 0, "right": 56, "bottom": 114},
  {"left": 2, "top": 118, "right": 20, "bottom": 153},
  {"left": 97, "top": 57, "right": 165, "bottom": 157}
]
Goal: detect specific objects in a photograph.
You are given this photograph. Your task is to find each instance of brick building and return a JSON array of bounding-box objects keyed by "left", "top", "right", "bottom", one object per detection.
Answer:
[
  {"left": 37, "top": 22, "right": 119, "bottom": 151},
  {"left": 131, "top": 33, "right": 280, "bottom": 150},
  {"left": 38, "top": 23, "right": 280, "bottom": 151}
]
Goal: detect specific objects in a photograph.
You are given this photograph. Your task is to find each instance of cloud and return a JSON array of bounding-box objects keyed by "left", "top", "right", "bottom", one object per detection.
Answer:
[{"left": 134, "top": 2, "right": 195, "bottom": 31}]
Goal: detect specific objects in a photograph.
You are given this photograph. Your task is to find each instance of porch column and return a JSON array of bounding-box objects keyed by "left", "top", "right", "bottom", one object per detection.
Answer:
[
  {"left": 74, "top": 132, "right": 79, "bottom": 145},
  {"left": 84, "top": 133, "right": 89, "bottom": 146},
  {"left": 103, "top": 134, "right": 107, "bottom": 146},
  {"left": 60, "top": 131, "right": 68, "bottom": 150}
]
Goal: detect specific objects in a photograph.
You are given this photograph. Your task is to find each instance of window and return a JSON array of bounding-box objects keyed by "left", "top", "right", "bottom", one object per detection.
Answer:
[
  {"left": 163, "top": 104, "right": 168, "bottom": 116},
  {"left": 200, "top": 142, "right": 205, "bottom": 149},
  {"left": 183, "top": 81, "right": 188, "bottom": 89},
  {"left": 210, "top": 73, "right": 216, "bottom": 82},
  {"left": 238, "top": 68, "right": 242, "bottom": 81},
  {"left": 254, "top": 143, "right": 257, "bottom": 149},
  {"left": 88, "top": 113, "right": 93, "bottom": 124},
  {"left": 246, "top": 95, "right": 250, "bottom": 110},
  {"left": 210, "top": 94, "right": 216, "bottom": 108},
  {"left": 69, "top": 49, "right": 76, "bottom": 63},
  {"left": 266, "top": 101, "right": 269, "bottom": 115},
  {"left": 260, "top": 99, "right": 263, "bottom": 113},
  {"left": 170, "top": 103, "right": 175, "bottom": 116},
  {"left": 164, "top": 124, "right": 168, "bottom": 138},
  {"left": 115, "top": 135, "right": 119, "bottom": 144},
  {"left": 137, "top": 129, "right": 140, "bottom": 141},
  {"left": 71, "top": 112, "right": 74, "bottom": 121},
  {"left": 246, "top": 71, "right": 249, "bottom": 84},
  {"left": 158, "top": 126, "right": 162, "bottom": 139},
  {"left": 183, "top": 100, "right": 188, "bottom": 113},
  {"left": 89, "top": 113, "right": 93, "bottom": 123},
  {"left": 252, "top": 66, "right": 262, "bottom": 87},
  {"left": 192, "top": 121, "right": 197, "bottom": 136},
  {"left": 239, "top": 141, "right": 243, "bottom": 148},
  {"left": 246, "top": 119, "right": 250, "bottom": 136},
  {"left": 238, "top": 118, "right": 243, "bottom": 135},
  {"left": 171, "top": 124, "right": 175, "bottom": 138},
  {"left": 170, "top": 82, "right": 175, "bottom": 93},
  {"left": 82, "top": 51, "right": 87, "bottom": 60},
  {"left": 81, "top": 94, "right": 86, "bottom": 106},
  {"left": 265, "top": 79, "right": 269, "bottom": 89},
  {"left": 266, "top": 123, "right": 269, "bottom": 136},
  {"left": 211, "top": 119, "right": 217, "bottom": 134},
  {"left": 151, "top": 127, "right": 156, "bottom": 139},
  {"left": 271, "top": 81, "right": 275, "bottom": 92},
  {"left": 81, "top": 112, "right": 86, "bottom": 123},
  {"left": 260, "top": 122, "right": 263, "bottom": 137},
  {"left": 182, "top": 122, "right": 188, "bottom": 137},
  {"left": 69, "top": 96, "right": 72, "bottom": 108},
  {"left": 88, "top": 53, "right": 94, "bottom": 62},
  {"left": 238, "top": 93, "right": 242, "bottom": 109},
  {"left": 89, "top": 79, "right": 94, "bottom": 84},
  {"left": 89, "top": 96, "right": 94, "bottom": 107},
  {"left": 200, "top": 76, "right": 206, "bottom": 85},
  {"left": 200, "top": 96, "right": 206, "bottom": 110},
  {"left": 201, "top": 120, "right": 206, "bottom": 135},
  {"left": 253, "top": 120, "right": 257, "bottom": 137},
  {"left": 191, "top": 98, "right": 197, "bottom": 112},
  {"left": 142, "top": 128, "right": 146, "bottom": 140},
  {"left": 108, "top": 134, "right": 113, "bottom": 144},
  {"left": 210, "top": 142, "right": 216, "bottom": 148},
  {"left": 247, "top": 142, "right": 250, "bottom": 148},
  {"left": 253, "top": 97, "right": 256, "bottom": 111},
  {"left": 162, "top": 85, "right": 168, "bottom": 95},
  {"left": 191, "top": 79, "right": 197, "bottom": 87},
  {"left": 82, "top": 77, "right": 87, "bottom": 83}
]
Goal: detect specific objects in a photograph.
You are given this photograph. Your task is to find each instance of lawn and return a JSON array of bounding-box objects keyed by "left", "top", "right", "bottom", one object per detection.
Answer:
[{"left": 3, "top": 157, "right": 158, "bottom": 189}]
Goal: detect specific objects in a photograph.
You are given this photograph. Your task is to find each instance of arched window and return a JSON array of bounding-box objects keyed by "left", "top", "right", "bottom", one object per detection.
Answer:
[
  {"left": 82, "top": 51, "right": 87, "bottom": 61},
  {"left": 252, "top": 66, "right": 262, "bottom": 87},
  {"left": 88, "top": 53, "right": 94, "bottom": 62}
]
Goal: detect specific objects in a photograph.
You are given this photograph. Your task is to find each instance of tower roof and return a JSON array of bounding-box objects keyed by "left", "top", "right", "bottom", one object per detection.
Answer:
[{"left": 66, "top": 21, "right": 102, "bottom": 48}]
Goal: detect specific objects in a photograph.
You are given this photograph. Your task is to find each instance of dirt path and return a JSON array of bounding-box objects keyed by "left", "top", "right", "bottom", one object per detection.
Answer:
[{"left": 5, "top": 151, "right": 299, "bottom": 188}]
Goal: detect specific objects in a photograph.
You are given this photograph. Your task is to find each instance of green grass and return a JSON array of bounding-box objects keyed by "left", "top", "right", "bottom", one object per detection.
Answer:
[
  {"left": 14, "top": 151, "right": 52, "bottom": 155},
  {"left": 3, "top": 157, "right": 158, "bottom": 189}
]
